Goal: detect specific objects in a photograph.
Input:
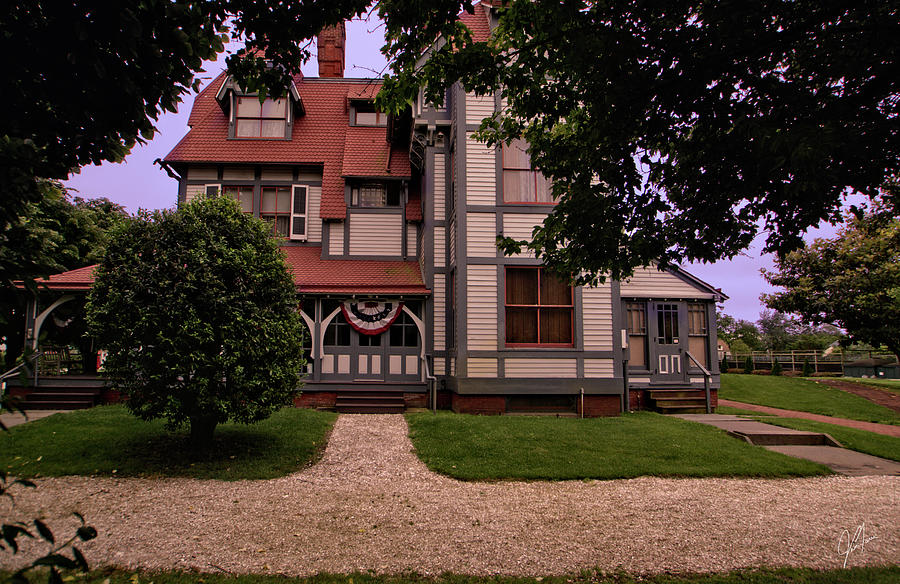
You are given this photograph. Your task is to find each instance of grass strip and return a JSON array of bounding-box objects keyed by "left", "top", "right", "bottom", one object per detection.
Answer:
[
  {"left": 0, "top": 405, "right": 336, "bottom": 480},
  {"left": 720, "top": 374, "right": 900, "bottom": 424},
  {"left": 841, "top": 377, "right": 900, "bottom": 396},
  {"left": 6, "top": 566, "right": 899, "bottom": 584},
  {"left": 406, "top": 411, "right": 830, "bottom": 480}
]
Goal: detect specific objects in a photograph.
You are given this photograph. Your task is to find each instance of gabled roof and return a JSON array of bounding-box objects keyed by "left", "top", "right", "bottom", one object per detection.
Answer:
[
  {"left": 459, "top": 2, "right": 492, "bottom": 43},
  {"left": 165, "top": 77, "right": 412, "bottom": 220},
  {"left": 22, "top": 265, "right": 96, "bottom": 292}
]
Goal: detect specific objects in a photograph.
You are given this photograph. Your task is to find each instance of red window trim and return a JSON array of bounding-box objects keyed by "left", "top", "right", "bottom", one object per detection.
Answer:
[{"left": 504, "top": 266, "right": 574, "bottom": 347}]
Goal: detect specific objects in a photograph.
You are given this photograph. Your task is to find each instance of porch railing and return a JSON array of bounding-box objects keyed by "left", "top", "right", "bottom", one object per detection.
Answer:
[
  {"left": 684, "top": 350, "right": 712, "bottom": 414},
  {"left": 0, "top": 352, "right": 42, "bottom": 401}
]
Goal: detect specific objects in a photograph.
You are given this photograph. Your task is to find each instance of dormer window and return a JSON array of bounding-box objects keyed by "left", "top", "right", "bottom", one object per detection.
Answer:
[
  {"left": 351, "top": 182, "right": 401, "bottom": 207},
  {"left": 236, "top": 97, "right": 288, "bottom": 138},
  {"left": 351, "top": 101, "right": 387, "bottom": 127}
]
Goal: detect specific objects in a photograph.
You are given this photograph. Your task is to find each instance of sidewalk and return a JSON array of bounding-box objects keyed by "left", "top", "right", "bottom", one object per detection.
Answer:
[
  {"left": 0, "top": 409, "right": 66, "bottom": 429},
  {"left": 718, "top": 399, "right": 900, "bottom": 437}
]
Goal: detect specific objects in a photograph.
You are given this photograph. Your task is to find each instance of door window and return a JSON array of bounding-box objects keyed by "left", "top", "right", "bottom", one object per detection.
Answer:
[{"left": 656, "top": 304, "right": 679, "bottom": 345}]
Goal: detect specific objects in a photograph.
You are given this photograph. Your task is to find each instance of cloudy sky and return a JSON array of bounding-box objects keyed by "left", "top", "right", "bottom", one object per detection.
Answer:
[{"left": 63, "top": 17, "right": 844, "bottom": 324}]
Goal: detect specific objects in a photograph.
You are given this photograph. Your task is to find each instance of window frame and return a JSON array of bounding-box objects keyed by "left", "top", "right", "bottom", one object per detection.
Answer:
[
  {"left": 349, "top": 182, "right": 401, "bottom": 208},
  {"left": 259, "top": 185, "right": 292, "bottom": 238},
  {"left": 350, "top": 100, "right": 388, "bottom": 127},
  {"left": 504, "top": 267, "right": 574, "bottom": 348},
  {"left": 501, "top": 138, "right": 555, "bottom": 205},
  {"left": 234, "top": 96, "right": 290, "bottom": 139}
]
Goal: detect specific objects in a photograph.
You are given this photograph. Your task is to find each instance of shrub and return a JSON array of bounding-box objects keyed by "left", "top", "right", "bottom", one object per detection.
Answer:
[
  {"left": 744, "top": 355, "right": 755, "bottom": 374},
  {"left": 771, "top": 357, "right": 783, "bottom": 376},
  {"left": 802, "top": 357, "right": 814, "bottom": 376}
]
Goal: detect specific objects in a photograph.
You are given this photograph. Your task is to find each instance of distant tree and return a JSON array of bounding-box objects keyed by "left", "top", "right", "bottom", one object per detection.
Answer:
[
  {"left": 86, "top": 195, "right": 305, "bottom": 452},
  {"left": 763, "top": 198, "right": 900, "bottom": 358},
  {"left": 757, "top": 310, "right": 797, "bottom": 352},
  {"left": 719, "top": 313, "right": 764, "bottom": 353}
]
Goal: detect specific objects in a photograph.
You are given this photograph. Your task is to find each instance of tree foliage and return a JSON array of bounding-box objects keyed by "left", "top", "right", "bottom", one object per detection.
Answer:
[
  {"left": 0, "top": 0, "right": 369, "bottom": 235},
  {"left": 763, "top": 200, "right": 900, "bottom": 358},
  {"left": 377, "top": 0, "right": 900, "bottom": 283},
  {"left": 86, "top": 195, "right": 305, "bottom": 452}
]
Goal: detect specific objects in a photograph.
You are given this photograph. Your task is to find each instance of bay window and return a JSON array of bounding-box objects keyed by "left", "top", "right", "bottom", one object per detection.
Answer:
[{"left": 505, "top": 267, "right": 573, "bottom": 346}]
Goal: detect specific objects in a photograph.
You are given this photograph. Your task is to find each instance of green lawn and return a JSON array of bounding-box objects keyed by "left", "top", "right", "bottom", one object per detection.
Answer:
[
  {"left": 745, "top": 416, "right": 900, "bottom": 462},
  {"left": 842, "top": 377, "right": 900, "bottom": 396},
  {"left": 0, "top": 405, "right": 336, "bottom": 480},
  {"left": 406, "top": 411, "right": 830, "bottom": 480},
  {"left": 720, "top": 374, "right": 900, "bottom": 424},
  {"left": 7, "top": 566, "right": 898, "bottom": 584}
]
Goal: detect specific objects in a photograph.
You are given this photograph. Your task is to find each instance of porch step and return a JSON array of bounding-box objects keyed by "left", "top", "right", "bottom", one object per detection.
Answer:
[
  {"left": 647, "top": 388, "right": 709, "bottom": 414},
  {"left": 5, "top": 376, "right": 104, "bottom": 410},
  {"left": 334, "top": 392, "right": 406, "bottom": 414}
]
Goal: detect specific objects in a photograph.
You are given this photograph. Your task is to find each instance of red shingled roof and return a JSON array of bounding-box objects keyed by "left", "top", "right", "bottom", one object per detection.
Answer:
[
  {"left": 23, "top": 249, "right": 429, "bottom": 296},
  {"left": 341, "top": 127, "right": 411, "bottom": 179},
  {"left": 165, "top": 77, "right": 407, "bottom": 220},
  {"left": 460, "top": 2, "right": 492, "bottom": 43},
  {"left": 25, "top": 265, "right": 97, "bottom": 292},
  {"left": 282, "top": 247, "right": 429, "bottom": 295}
]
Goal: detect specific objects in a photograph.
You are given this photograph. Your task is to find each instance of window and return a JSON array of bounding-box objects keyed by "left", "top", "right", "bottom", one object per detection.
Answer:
[
  {"left": 390, "top": 303, "right": 421, "bottom": 347},
  {"left": 223, "top": 185, "right": 253, "bottom": 214},
  {"left": 261, "top": 186, "right": 291, "bottom": 236},
  {"left": 290, "top": 185, "right": 308, "bottom": 240},
  {"left": 350, "top": 182, "right": 401, "bottom": 207},
  {"left": 625, "top": 302, "right": 648, "bottom": 368},
  {"left": 351, "top": 101, "right": 387, "bottom": 126},
  {"left": 688, "top": 303, "right": 709, "bottom": 367},
  {"left": 656, "top": 303, "right": 680, "bottom": 345},
  {"left": 323, "top": 302, "right": 351, "bottom": 347},
  {"left": 236, "top": 97, "right": 288, "bottom": 138},
  {"left": 502, "top": 138, "right": 553, "bottom": 203},
  {"left": 505, "top": 267, "right": 573, "bottom": 346}
]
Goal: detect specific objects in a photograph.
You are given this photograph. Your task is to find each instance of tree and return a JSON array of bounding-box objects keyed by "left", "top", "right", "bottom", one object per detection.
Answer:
[
  {"left": 762, "top": 200, "right": 900, "bottom": 358},
  {"left": 86, "top": 195, "right": 305, "bottom": 452},
  {"left": 376, "top": 0, "right": 899, "bottom": 283},
  {"left": 717, "top": 312, "right": 763, "bottom": 352},
  {"left": 757, "top": 310, "right": 797, "bottom": 352},
  {"left": 1, "top": 183, "right": 129, "bottom": 369},
  {"left": 0, "top": 0, "right": 369, "bottom": 238}
]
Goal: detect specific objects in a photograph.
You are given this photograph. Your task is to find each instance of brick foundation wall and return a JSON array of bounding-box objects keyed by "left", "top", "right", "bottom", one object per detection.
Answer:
[
  {"left": 403, "top": 392, "right": 427, "bottom": 409},
  {"left": 451, "top": 394, "right": 506, "bottom": 415},
  {"left": 294, "top": 391, "right": 337, "bottom": 409},
  {"left": 577, "top": 395, "right": 621, "bottom": 417}
]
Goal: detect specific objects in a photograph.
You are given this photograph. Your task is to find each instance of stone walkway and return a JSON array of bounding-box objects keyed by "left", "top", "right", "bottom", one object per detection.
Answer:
[
  {"left": 718, "top": 399, "right": 900, "bottom": 437},
  {"left": 2, "top": 414, "right": 898, "bottom": 576}
]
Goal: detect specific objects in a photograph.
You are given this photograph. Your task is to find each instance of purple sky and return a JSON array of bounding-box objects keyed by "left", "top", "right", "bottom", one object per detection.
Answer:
[{"left": 63, "top": 18, "right": 844, "bottom": 324}]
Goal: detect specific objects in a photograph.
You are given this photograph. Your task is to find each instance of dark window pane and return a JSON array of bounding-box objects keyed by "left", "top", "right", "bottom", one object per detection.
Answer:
[
  {"left": 540, "top": 272, "right": 571, "bottom": 305},
  {"left": 292, "top": 216, "right": 305, "bottom": 235},
  {"left": 506, "top": 308, "right": 538, "bottom": 343},
  {"left": 390, "top": 325, "right": 403, "bottom": 346},
  {"left": 506, "top": 268, "right": 538, "bottom": 305},
  {"left": 293, "top": 187, "right": 306, "bottom": 213},
  {"left": 540, "top": 308, "right": 572, "bottom": 344}
]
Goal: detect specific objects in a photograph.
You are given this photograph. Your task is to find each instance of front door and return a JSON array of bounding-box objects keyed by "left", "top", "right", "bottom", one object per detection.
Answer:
[
  {"left": 355, "top": 331, "right": 385, "bottom": 381},
  {"left": 650, "top": 302, "right": 687, "bottom": 383}
]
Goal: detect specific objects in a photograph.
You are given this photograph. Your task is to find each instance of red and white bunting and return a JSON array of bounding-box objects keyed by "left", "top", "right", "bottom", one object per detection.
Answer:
[{"left": 341, "top": 300, "right": 403, "bottom": 335}]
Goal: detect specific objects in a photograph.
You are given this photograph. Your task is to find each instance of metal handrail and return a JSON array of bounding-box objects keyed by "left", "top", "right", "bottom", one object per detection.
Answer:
[
  {"left": 684, "top": 350, "right": 712, "bottom": 414},
  {"left": 0, "top": 352, "right": 41, "bottom": 401},
  {"left": 421, "top": 353, "right": 437, "bottom": 412}
]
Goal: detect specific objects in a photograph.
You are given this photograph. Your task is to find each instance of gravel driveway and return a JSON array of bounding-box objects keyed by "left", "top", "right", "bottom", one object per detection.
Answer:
[{"left": 3, "top": 414, "right": 898, "bottom": 576}]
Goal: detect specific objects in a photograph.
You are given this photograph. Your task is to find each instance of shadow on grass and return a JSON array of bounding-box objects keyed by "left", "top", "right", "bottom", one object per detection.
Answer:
[{"left": 0, "top": 406, "right": 337, "bottom": 481}]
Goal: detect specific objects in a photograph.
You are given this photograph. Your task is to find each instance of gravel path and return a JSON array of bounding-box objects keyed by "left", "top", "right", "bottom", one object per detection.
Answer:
[
  {"left": 718, "top": 399, "right": 900, "bottom": 437},
  {"left": 2, "top": 414, "right": 898, "bottom": 576}
]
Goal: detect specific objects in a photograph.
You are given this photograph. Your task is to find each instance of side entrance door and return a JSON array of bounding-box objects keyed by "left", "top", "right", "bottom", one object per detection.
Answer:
[
  {"left": 650, "top": 302, "right": 688, "bottom": 384},
  {"left": 354, "top": 331, "right": 386, "bottom": 381}
]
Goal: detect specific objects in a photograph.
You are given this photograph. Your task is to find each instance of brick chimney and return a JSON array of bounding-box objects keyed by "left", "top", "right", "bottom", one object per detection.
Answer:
[{"left": 317, "top": 23, "right": 346, "bottom": 78}]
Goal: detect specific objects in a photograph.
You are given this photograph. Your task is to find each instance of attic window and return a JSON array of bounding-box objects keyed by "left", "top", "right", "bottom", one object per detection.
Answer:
[
  {"left": 351, "top": 182, "right": 401, "bottom": 207},
  {"left": 236, "top": 97, "right": 288, "bottom": 138},
  {"left": 351, "top": 101, "right": 387, "bottom": 127}
]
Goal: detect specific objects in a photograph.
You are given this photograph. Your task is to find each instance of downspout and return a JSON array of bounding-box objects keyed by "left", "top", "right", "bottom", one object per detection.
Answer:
[{"left": 621, "top": 328, "right": 630, "bottom": 413}]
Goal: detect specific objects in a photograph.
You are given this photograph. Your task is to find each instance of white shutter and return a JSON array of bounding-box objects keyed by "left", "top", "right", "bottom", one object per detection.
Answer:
[{"left": 290, "top": 185, "right": 308, "bottom": 240}]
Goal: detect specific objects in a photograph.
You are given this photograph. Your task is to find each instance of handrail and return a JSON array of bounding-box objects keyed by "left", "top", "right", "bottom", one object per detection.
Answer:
[
  {"left": 0, "top": 352, "right": 41, "bottom": 401},
  {"left": 421, "top": 353, "right": 437, "bottom": 413},
  {"left": 684, "top": 350, "right": 712, "bottom": 414}
]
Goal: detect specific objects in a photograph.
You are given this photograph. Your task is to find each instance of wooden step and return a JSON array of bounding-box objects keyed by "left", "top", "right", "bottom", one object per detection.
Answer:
[
  {"left": 647, "top": 387, "right": 708, "bottom": 414},
  {"left": 334, "top": 391, "right": 406, "bottom": 414}
]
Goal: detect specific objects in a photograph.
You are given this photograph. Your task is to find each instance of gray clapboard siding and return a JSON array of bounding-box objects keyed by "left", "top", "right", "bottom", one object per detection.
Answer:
[
  {"left": 467, "top": 212, "right": 498, "bottom": 257},
  {"left": 466, "top": 133, "right": 496, "bottom": 206},
  {"left": 466, "top": 265, "right": 498, "bottom": 350},
  {"left": 184, "top": 184, "right": 206, "bottom": 204},
  {"left": 407, "top": 224, "right": 417, "bottom": 257},
  {"left": 505, "top": 358, "right": 577, "bottom": 378},
  {"left": 583, "top": 358, "right": 615, "bottom": 378},
  {"left": 348, "top": 213, "right": 403, "bottom": 256},
  {"left": 434, "top": 273, "right": 446, "bottom": 351},
  {"left": 582, "top": 285, "right": 614, "bottom": 350},
  {"left": 501, "top": 213, "right": 547, "bottom": 258},
  {"left": 468, "top": 357, "right": 498, "bottom": 378},
  {"left": 434, "top": 226, "right": 446, "bottom": 267},
  {"left": 620, "top": 266, "right": 716, "bottom": 299},
  {"left": 466, "top": 92, "right": 495, "bottom": 125},
  {"left": 433, "top": 152, "right": 445, "bottom": 221}
]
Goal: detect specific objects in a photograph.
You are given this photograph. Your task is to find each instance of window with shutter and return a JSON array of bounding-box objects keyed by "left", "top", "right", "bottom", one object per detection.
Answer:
[{"left": 290, "top": 185, "right": 308, "bottom": 240}]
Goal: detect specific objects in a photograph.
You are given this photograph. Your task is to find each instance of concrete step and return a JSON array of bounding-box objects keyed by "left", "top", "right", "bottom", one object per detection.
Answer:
[{"left": 657, "top": 404, "right": 708, "bottom": 414}]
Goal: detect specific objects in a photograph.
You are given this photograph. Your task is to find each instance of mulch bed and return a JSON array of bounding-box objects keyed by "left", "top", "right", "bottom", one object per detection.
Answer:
[{"left": 815, "top": 379, "right": 900, "bottom": 414}]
